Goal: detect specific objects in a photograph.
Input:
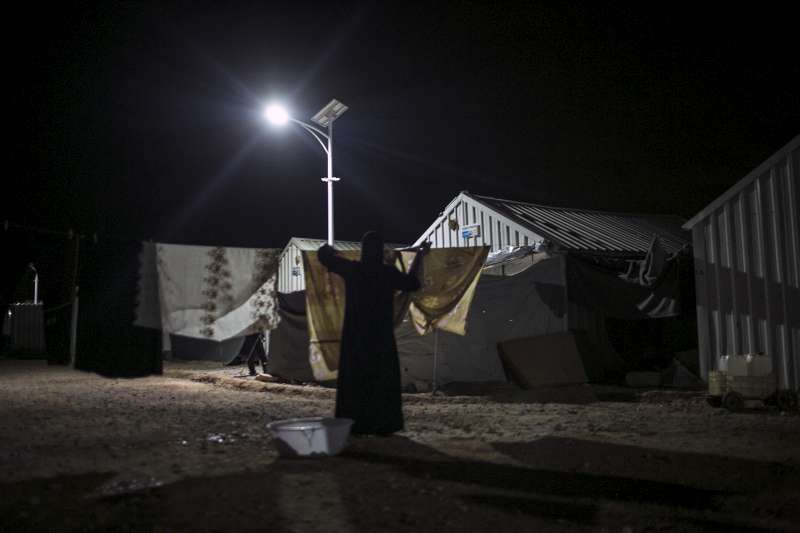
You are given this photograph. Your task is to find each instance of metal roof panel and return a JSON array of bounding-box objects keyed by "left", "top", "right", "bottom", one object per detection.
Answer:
[
  {"left": 467, "top": 193, "right": 689, "bottom": 254},
  {"left": 286, "top": 237, "right": 407, "bottom": 253}
]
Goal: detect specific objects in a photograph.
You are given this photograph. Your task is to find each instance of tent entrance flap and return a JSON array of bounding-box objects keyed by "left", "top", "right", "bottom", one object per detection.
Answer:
[{"left": 267, "top": 291, "right": 314, "bottom": 383}]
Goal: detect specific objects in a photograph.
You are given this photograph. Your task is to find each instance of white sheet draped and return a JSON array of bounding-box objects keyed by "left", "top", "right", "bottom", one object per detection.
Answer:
[{"left": 135, "top": 242, "right": 281, "bottom": 341}]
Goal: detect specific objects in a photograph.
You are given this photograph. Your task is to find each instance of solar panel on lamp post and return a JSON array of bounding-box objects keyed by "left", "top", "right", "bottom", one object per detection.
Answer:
[{"left": 264, "top": 99, "right": 349, "bottom": 245}]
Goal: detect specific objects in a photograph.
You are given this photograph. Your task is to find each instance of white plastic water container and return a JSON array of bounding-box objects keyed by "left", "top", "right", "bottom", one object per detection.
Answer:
[
  {"left": 267, "top": 417, "right": 353, "bottom": 458},
  {"left": 748, "top": 353, "right": 772, "bottom": 376},
  {"left": 719, "top": 353, "right": 772, "bottom": 376},
  {"left": 726, "top": 355, "right": 750, "bottom": 376}
]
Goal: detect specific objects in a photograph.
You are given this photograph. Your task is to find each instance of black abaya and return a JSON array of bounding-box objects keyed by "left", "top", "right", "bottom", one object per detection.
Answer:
[{"left": 318, "top": 233, "right": 421, "bottom": 434}]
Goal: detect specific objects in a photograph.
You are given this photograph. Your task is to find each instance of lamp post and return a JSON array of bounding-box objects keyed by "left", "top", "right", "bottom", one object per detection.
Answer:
[
  {"left": 264, "top": 99, "right": 349, "bottom": 245},
  {"left": 28, "top": 263, "right": 38, "bottom": 305}
]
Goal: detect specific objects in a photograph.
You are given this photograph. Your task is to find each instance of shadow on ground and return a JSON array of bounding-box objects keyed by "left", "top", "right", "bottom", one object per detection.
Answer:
[{"left": 1, "top": 436, "right": 797, "bottom": 532}]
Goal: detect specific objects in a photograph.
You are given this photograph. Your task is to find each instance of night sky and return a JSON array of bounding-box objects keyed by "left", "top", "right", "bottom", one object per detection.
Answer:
[{"left": 8, "top": 2, "right": 799, "bottom": 248}]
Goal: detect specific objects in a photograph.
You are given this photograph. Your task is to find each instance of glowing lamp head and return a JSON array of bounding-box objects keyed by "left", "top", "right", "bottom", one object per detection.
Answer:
[{"left": 264, "top": 104, "right": 289, "bottom": 126}]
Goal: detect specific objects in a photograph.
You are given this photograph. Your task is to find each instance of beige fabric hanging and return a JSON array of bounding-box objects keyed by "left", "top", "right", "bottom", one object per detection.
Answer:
[
  {"left": 398, "top": 247, "right": 488, "bottom": 335},
  {"left": 303, "top": 247, "right": 488, "bottom": 381},
  {"left": 302, "top": 250, "right": 359, "bottom": 381}
]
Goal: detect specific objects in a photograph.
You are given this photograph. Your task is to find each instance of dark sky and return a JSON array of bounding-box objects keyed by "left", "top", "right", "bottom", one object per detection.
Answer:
[{"left": 7, "top": 2, "right": 799, "bottom": 248}]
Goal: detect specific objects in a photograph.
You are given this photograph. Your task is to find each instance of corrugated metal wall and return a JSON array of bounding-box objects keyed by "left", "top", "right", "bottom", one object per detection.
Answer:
[
  {"left": 689, "top": 138, "right": 799, "bottom": 390},
  {"left": 418, "top": 193, "right": 543, "bottom": 252},
  {"left": 9, "top": 303, "right": 46, "bottom": 353},
  {"left": 277, "top": 243, "right": 305, "bottom": 293}
]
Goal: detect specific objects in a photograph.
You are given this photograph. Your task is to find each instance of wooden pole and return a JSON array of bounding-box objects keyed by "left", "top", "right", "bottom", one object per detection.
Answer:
[{"left": 68, "top": 236, "right": 81, "bottom": 367}]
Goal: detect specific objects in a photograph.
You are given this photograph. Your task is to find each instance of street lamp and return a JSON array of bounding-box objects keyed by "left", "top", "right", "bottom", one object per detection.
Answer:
[{"left": 264, "top": 99, "right": 349, "bottom": 245}]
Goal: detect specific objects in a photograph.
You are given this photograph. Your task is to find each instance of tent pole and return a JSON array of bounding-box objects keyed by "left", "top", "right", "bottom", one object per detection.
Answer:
[
  {"left": 69, "top": 292, "right": 79, "bottom": 367},
  {"left": 432, "top": 329, "right": 439, "bottom": 394}
]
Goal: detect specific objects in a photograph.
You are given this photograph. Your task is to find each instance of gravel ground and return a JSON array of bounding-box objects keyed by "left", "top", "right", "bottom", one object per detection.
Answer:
[{"left": 1, "top": 358, "right": 798, "bottom": 532}]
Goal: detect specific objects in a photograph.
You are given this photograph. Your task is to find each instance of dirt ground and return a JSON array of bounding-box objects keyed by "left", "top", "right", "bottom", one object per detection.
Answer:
[{"left": 1, "top": 358, "right": 798, "bottom": 532}]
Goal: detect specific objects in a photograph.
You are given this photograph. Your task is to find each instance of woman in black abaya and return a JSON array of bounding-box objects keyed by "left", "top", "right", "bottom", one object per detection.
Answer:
[{"left": 318, "top": 232, "right": 427, "bottom": 435}]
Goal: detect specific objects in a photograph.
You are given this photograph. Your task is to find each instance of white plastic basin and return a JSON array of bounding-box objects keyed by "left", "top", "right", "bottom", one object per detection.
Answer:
[{"left": 267, "top": 417, "right": 354, "bottom": 458}]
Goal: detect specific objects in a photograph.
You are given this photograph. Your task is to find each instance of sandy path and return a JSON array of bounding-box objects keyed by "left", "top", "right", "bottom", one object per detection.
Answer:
[{"left": 1, "top": 359, "right": 798, "bottom": 532}]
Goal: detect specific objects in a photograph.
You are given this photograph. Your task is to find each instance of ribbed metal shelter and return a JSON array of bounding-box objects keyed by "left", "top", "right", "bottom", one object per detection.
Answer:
[
  {"left": 277, "top": 238, "right": 361, "bottom": 293},
  {"left": 414, "top": 191, "right": 688, "bottom": 257},
  {"left": 683, "top": 135, "right": 800, "bottom": 390},
  {"left": 277, "top": 237, "right": 406, "bottom": 293}
]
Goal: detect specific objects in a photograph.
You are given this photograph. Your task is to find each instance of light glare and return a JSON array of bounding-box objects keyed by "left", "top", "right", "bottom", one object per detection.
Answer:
[{"left": 264, "top": 104, "right": 289, "bottom": 126}]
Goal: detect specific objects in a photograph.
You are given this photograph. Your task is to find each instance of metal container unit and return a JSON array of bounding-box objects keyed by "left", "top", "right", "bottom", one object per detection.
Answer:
[
  {"left": 683, "top": 135, "right": 800, "bottom": 391},
  {"left": 276, "top": 238, "right": 362, "bottom": 293},
  {"left": 9, "top": 303, "right": 46, "bottom": 354}
]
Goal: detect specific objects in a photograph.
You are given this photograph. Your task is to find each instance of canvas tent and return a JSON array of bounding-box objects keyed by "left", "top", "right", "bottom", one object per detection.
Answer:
[
  {"left": 401, "top": 192, "right": 695, "bottom": 387},
  {"left": 266, "top": 245, "right": 490, "bottom": 385},
  {"left": 268, "top": 252, "right": 626, "bottom": 389},
  {"left": 395, "top": 252, "right": 628, "bottom": 388},
  {"left": 237, "top": 192, "right": 693, "bottom": 388},
  {"left": 267, "top": 240, "right": 691, "bottom": 389},
  {"left": 266, "top": 288, "right": 502, "bottom": 388},
  {"left": 301, "top": 246, "right": 489, "bottom": 381}
]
